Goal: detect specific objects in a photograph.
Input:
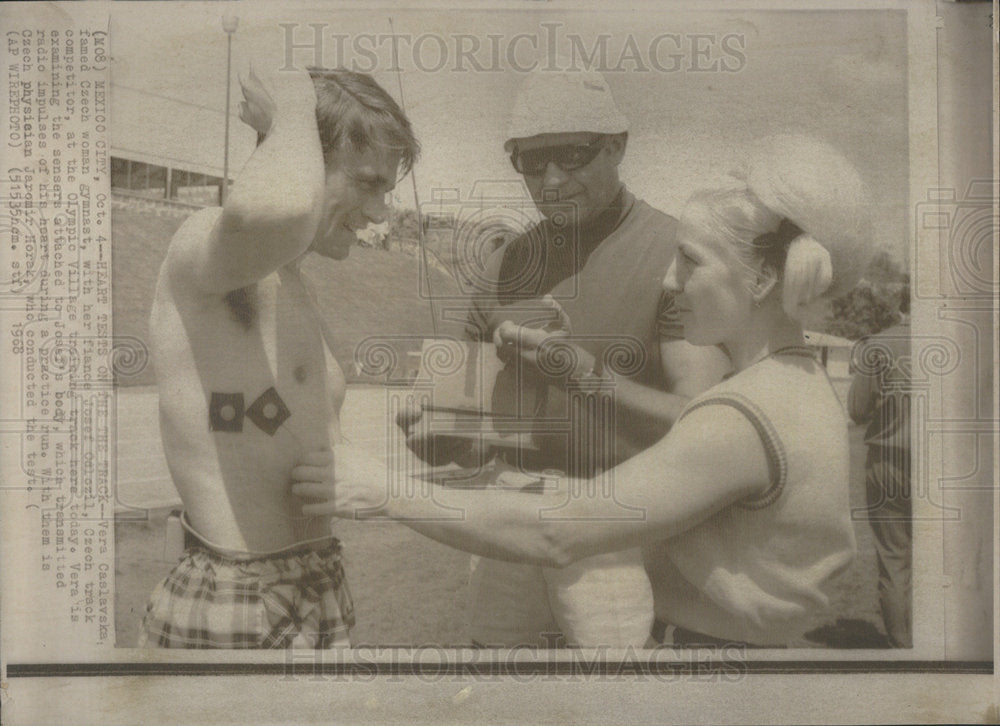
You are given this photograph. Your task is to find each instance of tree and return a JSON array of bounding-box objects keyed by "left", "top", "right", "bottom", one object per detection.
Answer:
[
  {"left": 824, "top": 251, "right": 908, "bottom": 340},
  {"left": 390, "top": 207, "right": 421, "bottom": 244}
]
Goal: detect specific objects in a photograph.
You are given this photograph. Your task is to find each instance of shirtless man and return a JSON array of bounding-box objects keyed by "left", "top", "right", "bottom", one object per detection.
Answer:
[{"left": 138, "top": 65, "right": 418, "bottom": 648}]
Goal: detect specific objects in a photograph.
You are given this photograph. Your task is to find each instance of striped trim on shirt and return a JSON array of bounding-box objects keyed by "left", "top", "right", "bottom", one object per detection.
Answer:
[{"left": 679, "top": 392, "right": 787, "bottom": 510}]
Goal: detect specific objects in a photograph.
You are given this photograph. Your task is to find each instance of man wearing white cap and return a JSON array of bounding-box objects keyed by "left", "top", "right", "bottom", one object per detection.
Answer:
[{"left": 401, "top": 67, "right": 728, "bottom": 648}]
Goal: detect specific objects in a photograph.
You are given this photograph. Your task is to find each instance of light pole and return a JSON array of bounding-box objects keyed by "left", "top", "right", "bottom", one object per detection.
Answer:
[{"left": 221, "top": 13, "right": 239, "bottom": 204}]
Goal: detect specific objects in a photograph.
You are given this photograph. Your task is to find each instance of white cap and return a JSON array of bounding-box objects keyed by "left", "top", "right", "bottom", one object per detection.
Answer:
[{"left": 504, "top": 67, "right": 629, "bottom": 151}]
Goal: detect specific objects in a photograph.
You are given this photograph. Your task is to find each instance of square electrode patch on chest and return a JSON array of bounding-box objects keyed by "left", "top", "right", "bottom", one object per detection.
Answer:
[
  {"left": 209, "top": 392, "right": 245, "bottom": 432},
  {"left": 245, "top": 387, "right": 291, "bottom": 436}
]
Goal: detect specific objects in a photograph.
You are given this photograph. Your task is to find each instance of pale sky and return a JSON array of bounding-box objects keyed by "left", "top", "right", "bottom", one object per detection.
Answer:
[{"left": 107, "top": 2, "right": 909, "bottom": 261}]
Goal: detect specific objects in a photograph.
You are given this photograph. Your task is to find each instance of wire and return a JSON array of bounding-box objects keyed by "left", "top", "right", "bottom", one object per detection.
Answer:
[
  {"left": 389, "top": 16, "right": 438, "bottom": 338},
  {"left": 111, "top": 82, "right": 233, "bottom": 116}
]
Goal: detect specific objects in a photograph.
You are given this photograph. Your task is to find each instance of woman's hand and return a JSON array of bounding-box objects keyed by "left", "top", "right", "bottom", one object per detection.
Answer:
[
  {"left": 291, "top": 445, "right": 388, "bottom": 518},
  {"left": 238, "top": 63, "right": 317, "bottom": 137}
]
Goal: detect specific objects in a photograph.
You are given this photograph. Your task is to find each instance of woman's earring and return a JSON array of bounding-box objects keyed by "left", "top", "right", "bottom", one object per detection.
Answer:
[{"left": 751, "top": 267, "right": 778, "bottom": 306}]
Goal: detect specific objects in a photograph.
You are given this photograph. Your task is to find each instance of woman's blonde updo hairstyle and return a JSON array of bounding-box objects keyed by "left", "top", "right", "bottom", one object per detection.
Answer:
[{"left": 685, "top": 135, "right": 874, "bottom": 321}]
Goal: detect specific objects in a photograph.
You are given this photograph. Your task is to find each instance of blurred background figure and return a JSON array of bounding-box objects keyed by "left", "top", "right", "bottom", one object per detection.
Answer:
[{"left": 848, "top": 285, "right": 912, "bottom": 647}]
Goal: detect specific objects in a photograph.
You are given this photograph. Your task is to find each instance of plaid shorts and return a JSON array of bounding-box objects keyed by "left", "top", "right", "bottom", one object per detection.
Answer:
[{"left": 138, "top": 539, "right": 354, "bottom": 649}]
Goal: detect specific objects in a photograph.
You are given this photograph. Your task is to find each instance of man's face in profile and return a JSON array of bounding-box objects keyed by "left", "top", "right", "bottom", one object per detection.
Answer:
[
  {"left": 511, "top": 132, "right": 625, "bottom": 228},
  {"left": 312, "top": 145, "right": 401, "bottom": 260}
]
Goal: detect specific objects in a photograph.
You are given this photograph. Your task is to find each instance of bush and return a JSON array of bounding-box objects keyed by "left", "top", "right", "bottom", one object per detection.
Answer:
[{"left": 824, "top": 252, "right": 908, "bottom": 340}]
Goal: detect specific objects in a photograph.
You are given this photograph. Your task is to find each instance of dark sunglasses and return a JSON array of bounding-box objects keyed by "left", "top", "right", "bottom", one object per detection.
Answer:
[{"left": 510, "top": 136, "right": 605, "bottom": 176}]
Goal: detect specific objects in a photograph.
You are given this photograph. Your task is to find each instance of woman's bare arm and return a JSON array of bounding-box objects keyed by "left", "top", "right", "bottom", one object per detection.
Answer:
[{"left": 294, "top": 402, "right": 772, "bottom": 567}]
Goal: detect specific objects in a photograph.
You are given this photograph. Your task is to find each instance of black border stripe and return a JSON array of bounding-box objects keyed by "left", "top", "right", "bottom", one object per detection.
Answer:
[{"left": 5, "top": 660, "right": 993, "bottom": 678}]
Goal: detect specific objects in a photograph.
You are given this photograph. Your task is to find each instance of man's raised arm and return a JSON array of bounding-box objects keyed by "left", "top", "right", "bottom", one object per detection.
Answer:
[{"left": 171, "top": 66, "right": 326, "bottom": 293}]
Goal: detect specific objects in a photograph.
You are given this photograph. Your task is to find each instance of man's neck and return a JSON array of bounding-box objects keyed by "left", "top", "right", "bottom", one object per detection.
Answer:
[
  {"left": 581, "top": 185, "right": 627, "bottom": 244},
  {"left": 562, "top": 186, "right": 628, "bottom": 267},
  {"left": 498, "top": 187, "right": 630, "bottom": 303}
]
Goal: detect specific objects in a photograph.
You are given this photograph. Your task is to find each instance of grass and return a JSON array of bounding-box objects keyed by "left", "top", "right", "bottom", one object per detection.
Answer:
[
  {"left": 111, "top": 206, "right": 186, "bottom": 387},
  {"left": 111, "top": 203, "right": 464, "bottom": 387}
]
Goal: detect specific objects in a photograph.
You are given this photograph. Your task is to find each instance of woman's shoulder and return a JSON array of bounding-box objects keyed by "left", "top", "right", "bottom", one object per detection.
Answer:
[
  {"left": 734, "top": 350, "right": 826, "bottom": 389},
  {"left": 687, "top": 352, "right": 837, "bottom": 421}
]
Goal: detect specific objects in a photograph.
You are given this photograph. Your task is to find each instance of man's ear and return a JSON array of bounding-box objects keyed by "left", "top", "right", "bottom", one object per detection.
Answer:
[
  {"left": 750, "top": 264, "right": 779, "bottom": 304},
  {"left": 606, "top": 132, "right": 628, "bottom": 166}
]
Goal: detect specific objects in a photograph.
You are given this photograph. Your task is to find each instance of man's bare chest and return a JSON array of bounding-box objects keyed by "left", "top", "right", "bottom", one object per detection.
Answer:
[{"left": 189, "top": 270, "right": 341, "bottom": 439}]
